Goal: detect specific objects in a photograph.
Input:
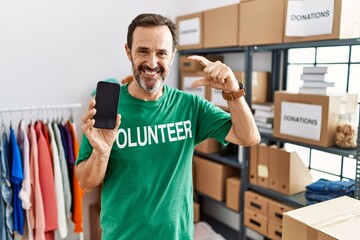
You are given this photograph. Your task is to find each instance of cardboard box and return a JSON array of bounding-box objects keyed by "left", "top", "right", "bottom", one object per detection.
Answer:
[
  {"left": 239, "top": 0, "right": 286, "bottom": 46},
  {"left": 257, "top": 143, "right": 269, "bottom": 188},
  {"left": 238, "top": 71, "right": 269, "bottom": 104},
  {"left": 269, "top": 147, "right": 312, "bottom": 196},
  {"left": 268, "top": 199, "right": 294, "bottom": 224},
  {"left": 283, "top": 196, "right": 360, "bottom": 240},
  {"left": 284, "top": 0, "right": 360, "bottom": 43},
  {"left": 244, "top": 209, "right": 268, "bottom": 236},
  {"left": 179, "top": 55, "right": 223, "bottom": 72},
  {"left": 210, "top": 71, "right": 269, "bottom": 110},
  {"left": 194, "top": 156, "right": 238, "bottom": 201},
  {"left": 194, "top": 202, "right": 200, "bottom": 223},
  {"left": 268, "top": 220, "right": 283, "bottom": 240},
  {"left": 180, "top": 71, "right": 211, "bottom": 100},
  {"left": 195, "top": 138, "right": 219, "bottom": 154},
  {"left": 90, "top": 204, "right": 102, "bottom": 240},
  {"left": 204, "top": 4, "right": 239, "bottom": 48},
  {"left": 226, "top": 177, "right": 241, "bottom": 211},
  {"left": 249, "top": 144, "right": 258, "bottom": 185},
  {"left": 273, "top": 91, "right": 358, "bottom": 147},
  {"left": 244, "top": 190, "right": 269, "bottom": 217},
  {"left": 176, "top": 12, "right": 203, "bottom": 50}
]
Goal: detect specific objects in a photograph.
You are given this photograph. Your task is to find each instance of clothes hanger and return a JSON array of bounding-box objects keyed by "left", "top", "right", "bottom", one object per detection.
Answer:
[
  {"left": 69, "top": 108, "right": 74, "bottom": 123},
  {"left": 9, "top": 107, "right": 12, "bottom": 129}
]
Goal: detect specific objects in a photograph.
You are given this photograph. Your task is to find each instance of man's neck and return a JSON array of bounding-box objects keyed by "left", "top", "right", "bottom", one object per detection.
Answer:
[{"left": 127, "top": 81, "right": 164, "bottom": 101}]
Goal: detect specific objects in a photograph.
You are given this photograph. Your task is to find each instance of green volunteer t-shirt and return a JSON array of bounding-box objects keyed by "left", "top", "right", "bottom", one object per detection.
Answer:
[{"left": 76, "top": 84, "right": 232, "bottom": 240}]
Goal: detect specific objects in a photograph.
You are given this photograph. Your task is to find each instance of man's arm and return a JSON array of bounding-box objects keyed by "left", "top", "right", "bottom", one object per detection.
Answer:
[
  {"left": 75, "top": 99, "right": 121, "bottom": 192},
  {"left": 188, "top": 55, "right": 260, "bottom": 146},
  {"left": 225, "top": 95, "right": 260, "bottom": 146},
  {"left": 75, "top": 149, "right": 110, "bottom": 192}
]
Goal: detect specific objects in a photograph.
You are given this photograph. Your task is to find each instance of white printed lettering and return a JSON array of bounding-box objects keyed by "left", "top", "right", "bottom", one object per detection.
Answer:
[
  {"left": 183, "top": 120, "right": 192, "bottom": 138},
  {"left": 175, "top": 122, "right": 185, "bottom": 140},
  {"left": 116, "top": 120, "right": 193, "bottom": 149},
  {"left": 148, "top": 125, "right": 158, "bottom": 145},
  {"left": 128, "top": 128, "right": 137, "bottom": 147},
  {"left": 137, "top": 126, "right": 147, "bottom": 146},
  {"left": 167, "top": 123, "right": 177, "bottom": 142},
  {"left": 116, "top": 129, "right": 127, "bottom": 148},
  {"left": 158, "top": 124, "right": 166, "bottom": 143}
]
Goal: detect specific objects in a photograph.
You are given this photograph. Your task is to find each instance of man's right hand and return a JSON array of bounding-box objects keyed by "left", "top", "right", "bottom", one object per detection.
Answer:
[{"left": 81, "top": 98, "right": 121, "bottom": 155}]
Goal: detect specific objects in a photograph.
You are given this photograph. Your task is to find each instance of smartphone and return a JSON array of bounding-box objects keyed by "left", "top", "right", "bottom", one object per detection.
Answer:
[{"left": 93, "top": 81, "right": 120, "bottom": 129}]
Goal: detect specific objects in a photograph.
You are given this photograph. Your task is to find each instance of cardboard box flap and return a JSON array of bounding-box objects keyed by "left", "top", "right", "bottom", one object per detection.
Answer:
[
  {"left": 308, "top": 209, "right": 360, "bottom": 240},
  {"left": 283, "top": 197, "right": 360, "bottom": 240}
]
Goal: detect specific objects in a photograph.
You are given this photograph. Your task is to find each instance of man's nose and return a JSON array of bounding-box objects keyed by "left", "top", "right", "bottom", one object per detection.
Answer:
[{"left": 146, "top": 53, "right": 158, "bottom": 69}]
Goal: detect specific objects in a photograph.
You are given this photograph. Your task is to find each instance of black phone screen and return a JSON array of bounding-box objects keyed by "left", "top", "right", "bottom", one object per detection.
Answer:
[{"left": 93, "top": 81, "right": 120, "bottom": 129}]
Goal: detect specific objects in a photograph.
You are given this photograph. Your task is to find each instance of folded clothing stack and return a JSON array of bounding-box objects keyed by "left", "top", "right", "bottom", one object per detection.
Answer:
[{"left": 305, "top": 178, "right": 355, "bottom": 205}]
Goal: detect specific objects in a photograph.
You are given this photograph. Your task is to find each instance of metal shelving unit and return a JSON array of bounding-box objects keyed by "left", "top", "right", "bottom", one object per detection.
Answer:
[
  {"left": 194, "top": 151, "right": 241, "bottom": 169},
  {"left": 260, "top": 132, "right": 357, "bottom": 159},
  {"left": 252, "top": 38, "right": 360, "bottom": 201},
  {"left": 180, "top": 37, "right": 360, "bottom": 240},
  {"left": 248, "top": 184, "right": 306, "bottom": 209}
]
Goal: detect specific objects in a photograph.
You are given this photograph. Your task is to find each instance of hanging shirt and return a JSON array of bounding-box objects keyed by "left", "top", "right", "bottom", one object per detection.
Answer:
[
  {"left": 63, "top": 124, "right": 75, "bottom": 215},
  {"left": 0, "top": 131, "right": 5, "bottom": 240},
  {"left": 57, "top": 124, "right": 73, "bottom": 215},
  {"left": 77, "top": 85, "right": 232, "bottom": 240},
  {"left": 52, "top": 122, "right": 72, "bottom": 219},
  {"left": 9, "top": 127, "right": 24, "bottom": 235},
  {"left": 35, "top": 121, "right": 58, "bottom": 240},
  {"left": 17, "top": 120, "right": 33, "bottom": 240},
  {"left": 1, "top": 128, "right": 14, "bottom": 240},
  {"left": 66, "top": 121, "right": 84, "bottom": 233},
  {"left": 47, "top": 123, "right": 68, "bottom": 238},
  {"left": 28, "top": 124, "right": 45, "bottom": 240}
]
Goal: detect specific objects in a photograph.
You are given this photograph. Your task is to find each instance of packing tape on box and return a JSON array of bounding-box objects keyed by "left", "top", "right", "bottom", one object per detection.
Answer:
[{"left": 306, "top": 209, "right": 360, "bottom": 240}]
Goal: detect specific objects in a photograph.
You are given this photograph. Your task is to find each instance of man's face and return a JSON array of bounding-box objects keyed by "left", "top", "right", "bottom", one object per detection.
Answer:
[{"left": 126, "top": 26, "right": 175, "bottom": 94}]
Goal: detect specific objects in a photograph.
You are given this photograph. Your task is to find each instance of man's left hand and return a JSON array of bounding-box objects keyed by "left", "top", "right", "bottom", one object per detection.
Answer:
[{"left": 187, "top": 55, "right": 239, "bottom": 93}]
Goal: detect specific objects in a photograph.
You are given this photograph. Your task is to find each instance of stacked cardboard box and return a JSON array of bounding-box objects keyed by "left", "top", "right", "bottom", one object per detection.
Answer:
[
  {"left": 244, "top": 191, "right": 294, "bottom": 239},
  {"left": 283, "top": 196, "right": 360, "bottom": 240},
  {"left": 176, "top": 12, "right": 203, "bottom": 50},
  {"left": 226, "top": 176, "right": 241, "bottom": 212},
  {"left": 239, "top": 0, "right": 286, "bottom": 46},
  {"left": 284, "top": 0, "right": 360, "bottom": 43},
  {"left": 194, "top": 156, "right": 238, "bottom": 201},
  {"left": 244, "top": 191, "right": 270, "bottom": 236},
  {"left": 267, "top": 199, "right": 294, "bottom": 240},
  {"left": 273, "top": 91, "right": 358, "bottom": 147}
]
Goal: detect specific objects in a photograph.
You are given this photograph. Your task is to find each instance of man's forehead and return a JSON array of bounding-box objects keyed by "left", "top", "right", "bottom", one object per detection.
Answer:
[{"left": 132, "top": 26, "right": 173, "bottom": 46}]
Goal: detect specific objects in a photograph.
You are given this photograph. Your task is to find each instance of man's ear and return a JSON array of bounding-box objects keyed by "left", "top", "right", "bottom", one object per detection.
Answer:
[{"left": 125, "top": 44, "right": 132, "bottom": 61}]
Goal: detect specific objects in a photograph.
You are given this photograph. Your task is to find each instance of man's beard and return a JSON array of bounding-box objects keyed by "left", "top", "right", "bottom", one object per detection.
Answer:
[{"left": 132, "top": 63, "right": 167, "bottom": 94}]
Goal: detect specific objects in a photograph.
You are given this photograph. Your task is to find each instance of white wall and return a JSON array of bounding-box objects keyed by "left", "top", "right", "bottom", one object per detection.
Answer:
[{"left": 0, "top": 0, "right": 241, "bottom": 239}]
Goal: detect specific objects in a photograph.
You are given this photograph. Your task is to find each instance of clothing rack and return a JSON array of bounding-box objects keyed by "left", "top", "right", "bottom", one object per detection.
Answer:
[
  {"left": 0, "top": 102, "right": 85, "bottom": 240},
  {"left": 0, "top": 103, "right": 82, "bottom": 113}
]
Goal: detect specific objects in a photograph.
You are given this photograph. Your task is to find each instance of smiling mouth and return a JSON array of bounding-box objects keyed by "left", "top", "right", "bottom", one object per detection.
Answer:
[{"left": 142, "top": 69, "right": 159, "bottom": 76}]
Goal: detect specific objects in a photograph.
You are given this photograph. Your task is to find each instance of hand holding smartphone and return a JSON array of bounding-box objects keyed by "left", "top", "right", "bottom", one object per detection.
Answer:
[{"left": 93, "top": 81, "right": 120, "bottom": 129}]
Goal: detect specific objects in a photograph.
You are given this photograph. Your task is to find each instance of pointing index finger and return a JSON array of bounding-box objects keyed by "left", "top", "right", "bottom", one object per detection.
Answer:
[{"left": 187, "top": 55, "right": 212, "bottom": 67}]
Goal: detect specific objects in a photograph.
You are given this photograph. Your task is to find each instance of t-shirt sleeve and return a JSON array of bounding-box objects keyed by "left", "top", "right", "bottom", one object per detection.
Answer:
[
  {"left": 194, "top": 96, "right": 232, "bottom": 146},
  {"left": 75, "top": 134, "right": 93, "bottom": 165}
]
